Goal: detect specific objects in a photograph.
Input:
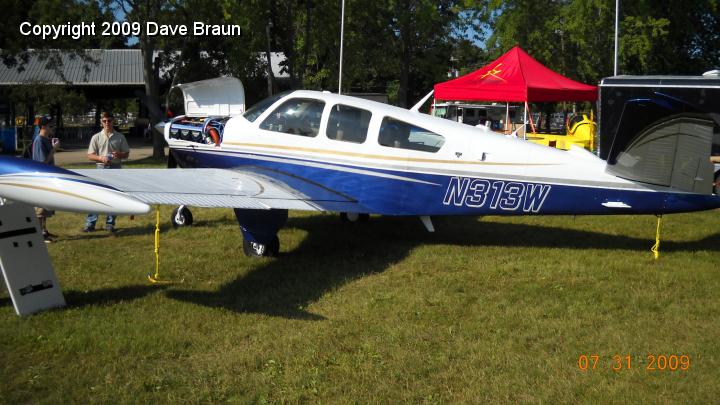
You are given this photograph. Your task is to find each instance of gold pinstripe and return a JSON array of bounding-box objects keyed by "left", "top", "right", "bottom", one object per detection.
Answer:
[
  {"left": 221, "top": 142, "right": 558, "bottom": 166},
  {"left": 0, "top": 182, "right": 112, "bottom": 207}
]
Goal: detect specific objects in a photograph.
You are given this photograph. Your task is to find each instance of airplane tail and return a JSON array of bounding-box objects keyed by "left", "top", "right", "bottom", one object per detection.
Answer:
[{"left": 604, "top": 94, "right": 719, "bottom": 195}]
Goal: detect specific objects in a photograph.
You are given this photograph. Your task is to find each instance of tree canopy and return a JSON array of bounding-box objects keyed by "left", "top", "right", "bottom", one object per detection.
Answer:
[
  {"left": 3, "top": 0, "right": 719, "bottom": 109},
  {"left": 486, "top": 0, "right": 718, "bottom": 82}
]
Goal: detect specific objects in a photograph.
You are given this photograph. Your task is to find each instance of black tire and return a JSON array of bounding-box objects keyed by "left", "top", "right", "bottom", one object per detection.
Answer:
[
  {"left": 242, "top": 236, "right": 280, "bottom": 257},
  {"left": 714, "top": 171, "right": 720, "bottom": 195},
  {"left": 167, "top": 152, "right": 177, "bottom": 168},
  {"left": 171, "top": 206, "right": 193, "bottom": 228},
  {"left": 340, "top": 212, "right": 370, "bottom": 223}
]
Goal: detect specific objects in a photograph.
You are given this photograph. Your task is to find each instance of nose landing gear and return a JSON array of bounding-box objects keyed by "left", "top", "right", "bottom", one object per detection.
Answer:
[{"left": 171, "top": 205, "right": 193, "bottom": 228}]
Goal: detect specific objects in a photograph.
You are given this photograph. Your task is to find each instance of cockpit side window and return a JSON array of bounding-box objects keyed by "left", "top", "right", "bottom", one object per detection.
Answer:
[
  {"left": 259, "top": 98, "right": 325, "bottom": 137},
  {"left": 326, "top": 104, "right": 371, "bottom": 144},
  {"left": 243, "top": 91, "right": 289, "bottom": 122},
  {"left": 378, "top": 117, "right": 445, "bottom": 153}
]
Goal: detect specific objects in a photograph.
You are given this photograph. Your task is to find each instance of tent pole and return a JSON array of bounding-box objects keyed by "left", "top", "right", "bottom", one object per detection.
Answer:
[
  {"left": 505, "top": 102, "right": 509, "bottom": 133},
  {"left": 525, "top": 102, "right": 537, "bottom": 134},
  {"left": 523, "top": 101, "right": 528, "bottom": 140}
]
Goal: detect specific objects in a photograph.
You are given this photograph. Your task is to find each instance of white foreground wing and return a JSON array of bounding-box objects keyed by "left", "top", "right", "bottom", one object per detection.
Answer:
[{"left": 72, "top": 168, "right": 358, "bottom": 211}]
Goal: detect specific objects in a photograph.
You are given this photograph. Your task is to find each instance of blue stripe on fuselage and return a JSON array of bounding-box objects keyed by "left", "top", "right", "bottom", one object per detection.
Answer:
[{"left": 170, "top": 148, "right": 720, "bottom": 215}]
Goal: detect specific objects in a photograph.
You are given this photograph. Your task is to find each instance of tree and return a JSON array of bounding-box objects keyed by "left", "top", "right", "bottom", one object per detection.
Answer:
[
  {"left": 1, "top": 0, "right": 120, "bottom": 135},
  {"left": 108, "top": 0, "right": 167, "bottom": 158},
  {"left": 296, "top": 0, "right": 470, "bottom": 106},
  {"left": 9, "top": 82, "right": 86, "bottom": 117},
  {"left": 2, "top": 0, "right": 119, "bottom": 75},
  {"left": 486, "top": 0, "right": 719, "bottom": 82},
  {"left": 619, "top": 0, "right": 718, "bottom": 74}
]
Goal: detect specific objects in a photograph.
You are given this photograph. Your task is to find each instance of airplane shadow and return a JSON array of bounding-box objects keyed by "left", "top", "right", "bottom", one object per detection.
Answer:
[
  {"left": 167, "top": 215, "right": 720, "bottom": 320},
  {"left": 167, "top": 216, "right": 425, "bottom": 320},
  {"left": 59, "top": 217, "right": 234, "bottom": 241},
  {"left": 427, "top": 216, "right": 720, "bottom": 253},
  {"left": 1, "top": 279, "right": 166, "bottom": 312},
  {"left": 61, "top": 231, "right": 124, "bottom": 241},
  {"left": 64, "top": 285, "right": 167, "bottom": 308}
]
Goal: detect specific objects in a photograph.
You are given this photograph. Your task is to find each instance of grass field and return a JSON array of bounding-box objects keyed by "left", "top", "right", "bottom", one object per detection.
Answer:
[{"left": 1, "top": 162, "right": 719, "bottom": 403}]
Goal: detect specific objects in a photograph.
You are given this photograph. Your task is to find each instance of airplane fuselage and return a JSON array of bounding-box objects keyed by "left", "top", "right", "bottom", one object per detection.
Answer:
[{"left": 166, "top": 90, "right": 720, "bottom": 216}]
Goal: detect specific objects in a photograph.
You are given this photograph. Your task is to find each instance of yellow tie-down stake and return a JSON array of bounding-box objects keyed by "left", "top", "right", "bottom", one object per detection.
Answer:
[
  {"left": 651, "top": 214, "right": 663, "bottom": 260},
  {"left": 148, "top": 206, "right": 173, "bottom": 284}
]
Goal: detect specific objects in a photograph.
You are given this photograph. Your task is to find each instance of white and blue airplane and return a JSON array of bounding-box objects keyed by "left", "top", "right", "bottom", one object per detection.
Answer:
[{"left": 1, "top": 77, "right": 719, "bottom": 257}]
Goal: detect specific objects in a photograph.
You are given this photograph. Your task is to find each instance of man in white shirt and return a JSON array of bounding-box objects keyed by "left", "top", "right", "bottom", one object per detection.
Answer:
[{"left": 83, "top": 112, "right": 130, "bottom": 233}]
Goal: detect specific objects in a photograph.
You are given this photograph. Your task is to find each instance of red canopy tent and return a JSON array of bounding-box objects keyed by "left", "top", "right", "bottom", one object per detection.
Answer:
[{"left": 434, "top": 46, "right": 597, "bottom": 102}]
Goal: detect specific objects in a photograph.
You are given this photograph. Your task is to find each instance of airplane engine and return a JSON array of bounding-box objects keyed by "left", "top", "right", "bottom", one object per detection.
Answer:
[{"left": 168, "top": 116, "right": 228, "bottom": 146}]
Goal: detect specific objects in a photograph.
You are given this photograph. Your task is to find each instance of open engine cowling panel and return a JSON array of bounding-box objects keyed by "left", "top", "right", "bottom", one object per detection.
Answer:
[{"left": 167, "top": 77, "right": 245, "bottom": 146}]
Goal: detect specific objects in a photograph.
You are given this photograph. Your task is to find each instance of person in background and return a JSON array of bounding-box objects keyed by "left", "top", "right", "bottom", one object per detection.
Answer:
[
  {"left": 84, "top": 111, "right": 130, "bottom": 233},
  {"left": 31, "top": 116, "right": 57, "bottom": 243}
]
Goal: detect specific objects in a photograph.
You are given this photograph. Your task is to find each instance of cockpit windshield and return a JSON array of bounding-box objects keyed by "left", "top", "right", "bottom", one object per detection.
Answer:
[{"left": 243, "top": 91, "right": 290, "bottom": 122}]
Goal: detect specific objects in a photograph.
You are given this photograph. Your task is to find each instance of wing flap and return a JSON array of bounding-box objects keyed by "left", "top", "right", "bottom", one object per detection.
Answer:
[{"left": 126, "top": 192, "right": 323, "bottom": 210}]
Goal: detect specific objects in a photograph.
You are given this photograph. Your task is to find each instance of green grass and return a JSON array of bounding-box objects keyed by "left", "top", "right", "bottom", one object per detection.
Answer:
[{"left": 1, "top": 202, "right": 719, "bottom": 403}]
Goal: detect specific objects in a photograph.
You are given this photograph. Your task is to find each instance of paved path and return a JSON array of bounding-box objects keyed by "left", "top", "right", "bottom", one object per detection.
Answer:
[{"left": 54, "top": 144, "right": 167, "bottom": 166}]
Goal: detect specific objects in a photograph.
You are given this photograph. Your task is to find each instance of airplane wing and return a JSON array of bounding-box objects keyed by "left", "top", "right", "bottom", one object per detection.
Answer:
[{"left": 72, "top": 168, "right": 363, "bottom": 212}]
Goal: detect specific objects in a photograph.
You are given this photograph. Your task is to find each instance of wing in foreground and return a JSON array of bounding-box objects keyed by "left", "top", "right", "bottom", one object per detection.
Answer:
[
  {"left": 0, "top": 156, "right": 149, "bottom": 214},
  {"left": 72, "top": 168, "right": 364, "bottom": 212}
]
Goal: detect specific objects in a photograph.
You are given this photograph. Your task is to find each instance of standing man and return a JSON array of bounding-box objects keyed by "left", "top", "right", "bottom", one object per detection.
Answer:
[
  {"left": 84, "top": 112, "right": 130, "bottom": 233},
  {"left": 31, "top": 116, "right": 56, "bottom": 243}
]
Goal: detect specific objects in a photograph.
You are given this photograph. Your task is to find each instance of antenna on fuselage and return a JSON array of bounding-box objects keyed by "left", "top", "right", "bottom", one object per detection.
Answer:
[{"left": 410, "top": 90, "right": 434, "bottom": 113}]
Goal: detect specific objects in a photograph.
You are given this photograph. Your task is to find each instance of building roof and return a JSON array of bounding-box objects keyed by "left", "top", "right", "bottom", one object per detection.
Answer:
[
  {"left": 0, "top": 49, "right": 144, "bottom": 86},
  {"left": 0, "top": 49, "right": 290, "bottom": 87}
]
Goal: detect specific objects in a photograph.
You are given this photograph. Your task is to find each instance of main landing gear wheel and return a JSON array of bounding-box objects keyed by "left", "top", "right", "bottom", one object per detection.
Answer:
[
  {"left": 243, "top": 236, "right": 280, "bottom": 257},
  {"left": 171, "top": 206, "right": 193, "bottom": 228},
  {"left": 340, "top": 212, "right": 369, "bottom": 223}
]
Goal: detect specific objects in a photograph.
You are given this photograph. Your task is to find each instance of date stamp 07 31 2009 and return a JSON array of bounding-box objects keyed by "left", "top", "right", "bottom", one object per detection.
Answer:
[{"left": 577, "top": 354, "right": 690, "bottom": 372}]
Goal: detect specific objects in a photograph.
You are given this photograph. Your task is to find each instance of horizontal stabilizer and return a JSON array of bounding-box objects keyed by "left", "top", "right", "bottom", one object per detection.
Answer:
[{"left": 606, "top": 114, "right": 715, "bottom": 193}]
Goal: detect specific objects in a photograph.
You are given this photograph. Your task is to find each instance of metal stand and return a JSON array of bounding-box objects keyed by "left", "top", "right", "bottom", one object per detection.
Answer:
[{"left": 0, "top": 201, "right": 65, "bottom": 316}]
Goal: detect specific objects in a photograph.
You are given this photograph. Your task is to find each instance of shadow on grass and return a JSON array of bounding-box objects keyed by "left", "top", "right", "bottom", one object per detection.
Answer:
[
  {"left": 65, "top": 284, "right": 167, "bottom": 308},
  {"left": 424, "top": 216, "right": 720, "bottom": 253},
  {"left": 1, "top": 280, "right": 165, "bottom": 312},
  {"left": 166, "top": 215, "right": 720, "bottom": 319},
  {"left": 61, "top": 226, "right": 171, "bottom": 240},
  {"left": 59, "top": 216, "right": 236, "bottom": 241},
  {"left": 60, "top": 230, "right": 123, "bottom": 241},
  {"left": 167, "top": 216, "right": 418, "bottom": 320}
]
